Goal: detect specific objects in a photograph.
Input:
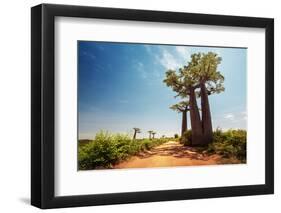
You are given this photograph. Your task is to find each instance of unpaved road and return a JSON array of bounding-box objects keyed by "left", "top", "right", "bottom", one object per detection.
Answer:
[{"left": 114, "top": 141, "right": 223, "bottom": 169}]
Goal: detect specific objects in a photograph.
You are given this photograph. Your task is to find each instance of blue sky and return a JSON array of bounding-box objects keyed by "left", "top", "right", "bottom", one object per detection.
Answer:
[{"left": 78, "top": 41, "right": 247, "bottom": 139}]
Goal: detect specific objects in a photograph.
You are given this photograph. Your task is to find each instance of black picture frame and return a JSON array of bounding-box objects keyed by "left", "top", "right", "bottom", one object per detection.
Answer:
[{"left": 31, "top": 3, "right": 274, "bottom": 209}]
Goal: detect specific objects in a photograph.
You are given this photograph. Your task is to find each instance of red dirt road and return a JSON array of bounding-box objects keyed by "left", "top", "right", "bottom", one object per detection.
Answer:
[{"left": 114, "top": 141, "right": 223, "bottom": 169}]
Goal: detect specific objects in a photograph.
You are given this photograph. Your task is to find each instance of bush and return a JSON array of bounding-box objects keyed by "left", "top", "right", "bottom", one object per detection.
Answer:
[
  {"left": 78, "top": 131, "right": 168, "bottom": 170},
  {"left": 207, "top": 129, "right": 246, "bottom": 162},
  {"left": 181, "top": 130, "right": 192, "bottom": 146},
  {"left": 174, "top": 133, "right": 179, "bottom": 138},
  {"left": 78, "top": 131, "right": 129, "bottom": 170}
]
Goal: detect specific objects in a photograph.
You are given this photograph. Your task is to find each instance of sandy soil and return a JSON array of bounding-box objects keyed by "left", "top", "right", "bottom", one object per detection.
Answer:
[{"left": 113, "top": 141, "right": 223, "bottom": 169}]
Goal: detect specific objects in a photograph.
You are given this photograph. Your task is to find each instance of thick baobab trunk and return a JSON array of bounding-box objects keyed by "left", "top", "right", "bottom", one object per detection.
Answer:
[
  {"left": 189, "top": 87, "right": 203, "bottom": 145},
  {"left": 181, "top": 110, "right": 187, "bottom": 137},
  {"left": 200, "top": 83, "right": 213, "bottom": 145}
]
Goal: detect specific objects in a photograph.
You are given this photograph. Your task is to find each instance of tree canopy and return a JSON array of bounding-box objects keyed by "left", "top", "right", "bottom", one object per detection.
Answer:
[
  {"left": 170, "top": 101, "right": 190, "bottom": 113},
  {"left": 164, "top": 51, "right": 225, "bottom": 145}
]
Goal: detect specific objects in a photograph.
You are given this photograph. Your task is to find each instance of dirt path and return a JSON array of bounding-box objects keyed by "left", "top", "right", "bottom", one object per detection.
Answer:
[{"left": 114, "top": 141, "right": 222, "bottom": 169}]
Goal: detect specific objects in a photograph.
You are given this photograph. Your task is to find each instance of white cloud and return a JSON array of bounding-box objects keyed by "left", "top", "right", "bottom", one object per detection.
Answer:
[
  {"left": 141, "top": 45, "right": 191, "bottom": 77},
  {"left": 156, "top": 46, "right": 191, "bottom": 70},
  {"left": 241, "top": 111, "right": 247, "bottom": 120},
  {"left": 138, "top": 62, "right": 143, "bottom": 67},
  {"left": 224, "top": 113, "right": 235, "bottom": 120},
  {"left": 136, "top": 62, "right": 147, "bottom": 79},
  {"left": 144, "top": 45, "right": 153, "bottom": 54},
  {"left": 213, "top": 110, "right": 247, "bottom": 130},
  {"left": 157, "top": 49, "right": 181, "bottom": 70},
  {"left": 119, "top": 100, "right": 129, "bottom": 104},
  {"left": 176, "top": 46, "right": 190, "bottom": 61},
  {"left": 82, "top": 51, "right": 96, "bottom": 60}
]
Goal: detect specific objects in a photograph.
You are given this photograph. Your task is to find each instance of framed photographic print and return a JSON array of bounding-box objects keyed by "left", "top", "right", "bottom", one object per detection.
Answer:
[{"left": 31, "top": 3, "right": 274, "bottom": 209}]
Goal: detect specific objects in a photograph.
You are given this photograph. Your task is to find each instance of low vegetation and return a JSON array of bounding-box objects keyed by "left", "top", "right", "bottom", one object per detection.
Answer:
[
  {"left": 78, "top": 131, "right": 170, "bottom": 170},
  {"left": 180, "top": 128, "right": 246, "bottom": 163},
  {"left": 180, "top": 129, "right": 247, "bottom": 163},
  {"left": 180, "top": 130, "right": 192, "bottom": 146},
  {"left": 207, "top": 129, "right": 246, "bottom": 163}
]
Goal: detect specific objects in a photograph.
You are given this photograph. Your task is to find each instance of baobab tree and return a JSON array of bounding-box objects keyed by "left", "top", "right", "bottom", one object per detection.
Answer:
[
  {"left": 189, "top": 52, "right": 224, "bottom": 144},
  {"left": 170, "top": 101, "right": 190, "bottom": 137},
  {"left": 133, "top": 127, "right": 141, "bottom": 140},
  {"left": 148, "top": 130, "right": 153, "bottom": 140},
  {"left": 152, "top": 131, "right": 156, "bottom": 139},
  {"left": 164, "top": 52, "right": 224, "bottom": 146},
  {"left": 164, "top": 67, "right": 203, "bottom": 145}
]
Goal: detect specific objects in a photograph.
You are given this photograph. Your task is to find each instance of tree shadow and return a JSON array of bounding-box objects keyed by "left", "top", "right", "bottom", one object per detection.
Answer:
[{"left": 136, "top": 143, "right": 211, "bottom": 161}]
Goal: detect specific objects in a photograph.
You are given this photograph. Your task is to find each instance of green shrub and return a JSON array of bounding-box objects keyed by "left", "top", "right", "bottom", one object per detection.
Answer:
[
  {"left": 207, "top": 129, "right": 246, "bottom": 162},
  {"left": 78, "top": 131, "right": 168, "bottom": 170},
  {"left": 78, "top": 131, "right": 120, "bottom": 170},
  {"left": 174, "top": 133, "right": 179, "bottom": 138},
  {"left": 181, "top": 130, "right": 192, "bottom": 146}
]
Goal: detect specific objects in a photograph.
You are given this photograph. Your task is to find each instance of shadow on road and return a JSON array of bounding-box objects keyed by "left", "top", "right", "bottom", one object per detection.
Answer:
[{"left": 136, "top": 141, "right": 210, "bottom": 161}]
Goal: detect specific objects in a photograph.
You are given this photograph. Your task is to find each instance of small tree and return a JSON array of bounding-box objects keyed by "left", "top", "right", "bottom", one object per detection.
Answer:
[
  {"left": 174, "top": 133, "right": 179, "bottom": 139},
  {"left": 170, "top": 101, "right": 190, "bottom": 137},
  {"left": 152, "top": 131, "right": 156, "bottom": 139},
  {"left": 148, "top": 130, "right": 154, "bottom": 140},
  {"left": 133, "top": 128, "right": 141, "bottom": 140}
]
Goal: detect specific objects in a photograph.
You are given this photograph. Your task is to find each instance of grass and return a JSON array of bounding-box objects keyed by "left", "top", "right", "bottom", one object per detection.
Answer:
[{"left": 78, "top": 131, "right": 170, "bottom": 170}]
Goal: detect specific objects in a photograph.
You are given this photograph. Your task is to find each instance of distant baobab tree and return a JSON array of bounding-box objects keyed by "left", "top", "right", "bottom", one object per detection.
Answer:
[
  {"left": 148, "top": 130, "right": 154, "bottom": 140},
  {"left": 170, "top": 101, "right": 190, "bottom": 137},
  {"left": 152, "top": 131, "right": 156, "bottom": 139},
  {"left": 133, "top": 128, "right": 141, "bottom": 139}
]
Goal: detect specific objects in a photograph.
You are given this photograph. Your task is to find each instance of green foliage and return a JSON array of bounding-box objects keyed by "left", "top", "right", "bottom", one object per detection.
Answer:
[
  {"left": 78, "top": 131, "right": 168, "bottom": 170},
  {"left": 170, "top": 101, "right": 189, "bottom": 112},
  {"left": 181, "top": 130, "right": 192, "bottom": 146},
  {"left": 78, "top": 139, "right": 92, "bottom": 147},
  {"left": 163, "top": 51, "right": 225, "bottom": 99},
  {"left": 207, "top": 129, "right": 247, "bottom": 162},
  {"left": 174, "top": 133, "right": 179, "bottom": 139}
]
